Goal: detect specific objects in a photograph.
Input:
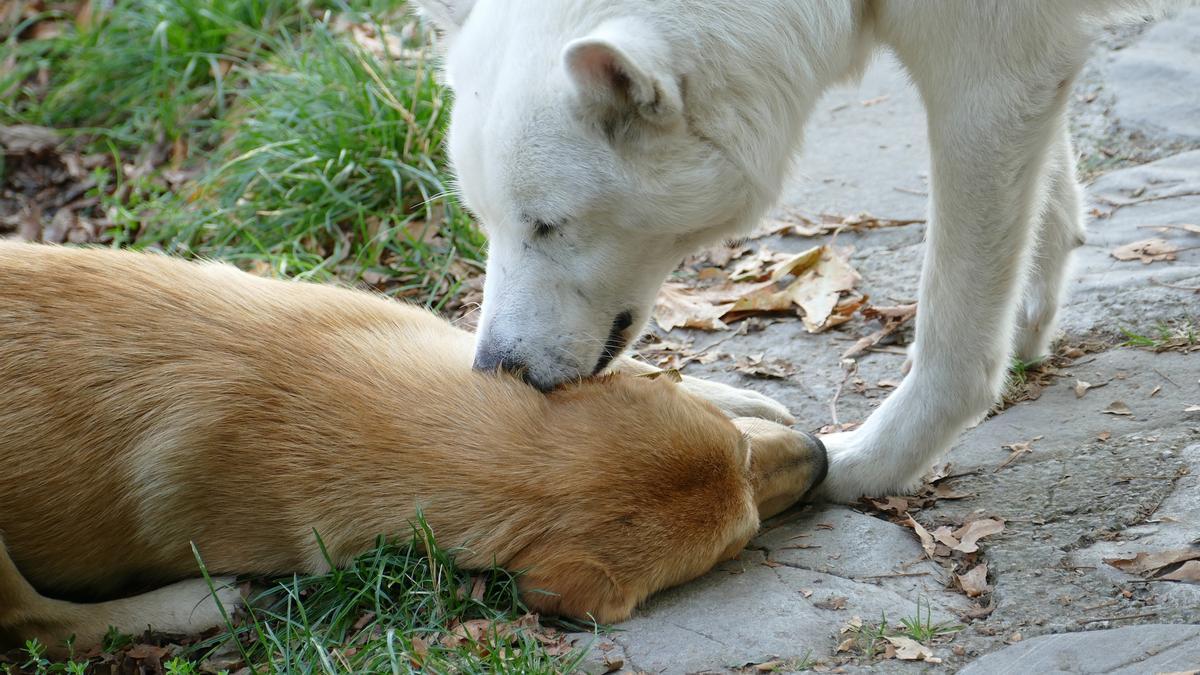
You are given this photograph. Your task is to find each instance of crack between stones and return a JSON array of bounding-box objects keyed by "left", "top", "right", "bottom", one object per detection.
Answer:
[
  {"left": 667, "top": 620, "right": 731, "bottom": 648},
  {"left": 607, "top": 633, "right": 644, "bottom": 673}
]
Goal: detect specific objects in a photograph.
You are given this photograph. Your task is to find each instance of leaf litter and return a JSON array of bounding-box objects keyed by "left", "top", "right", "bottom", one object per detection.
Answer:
[
  {"left": 1104, "top": 547, "right": 1200, "bottom": 585},
  {"left": 653, "top": 243, "right": 863, "bottom": 334}
]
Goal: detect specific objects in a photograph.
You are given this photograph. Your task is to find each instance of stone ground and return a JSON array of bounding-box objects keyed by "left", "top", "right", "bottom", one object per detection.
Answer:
[{"left": 582, "top": 10, "right": 1200, "bottom": 675}]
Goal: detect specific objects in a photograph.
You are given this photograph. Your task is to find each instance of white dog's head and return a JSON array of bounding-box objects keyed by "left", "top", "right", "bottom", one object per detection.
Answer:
[{"left": 415, "top": 0, "right": 806, "bottom": 389}]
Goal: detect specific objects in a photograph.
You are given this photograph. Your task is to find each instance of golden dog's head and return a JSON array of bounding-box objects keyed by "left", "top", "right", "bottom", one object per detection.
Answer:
[{"left": 507, "top": 374, "right": 825, "bottom": 623}]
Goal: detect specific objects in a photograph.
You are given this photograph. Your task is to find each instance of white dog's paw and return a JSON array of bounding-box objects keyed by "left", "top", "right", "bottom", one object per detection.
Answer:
[
  {"left": 1013, "top": 296, "right": 1060, "bottom": 365},
  {"left": 813, "top": 431, "right": 922, "bottom": 503},
  {"left": 680, "top": 375, "right": 795, "bottom": 425}
]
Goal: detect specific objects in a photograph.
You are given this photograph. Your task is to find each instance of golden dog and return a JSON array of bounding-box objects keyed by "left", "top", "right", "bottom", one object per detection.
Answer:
[{"left": 0, "top": 242, "right": 825, "bottom": 650}]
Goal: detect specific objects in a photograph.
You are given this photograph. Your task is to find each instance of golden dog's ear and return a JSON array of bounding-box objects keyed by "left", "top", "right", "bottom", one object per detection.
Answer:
[{"left": 517, "top": 557, "right": 638, "bottom": 625}]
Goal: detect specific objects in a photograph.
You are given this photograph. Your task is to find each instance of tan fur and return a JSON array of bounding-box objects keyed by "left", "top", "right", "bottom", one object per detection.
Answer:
[{"left": 0, "top": 242, "right": 824, "bottom": 649}]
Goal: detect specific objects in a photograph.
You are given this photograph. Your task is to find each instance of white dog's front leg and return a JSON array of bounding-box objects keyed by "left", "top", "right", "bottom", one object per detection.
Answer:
[{"left": 819, "top": 15, "right": 1091, "bottom": 501}]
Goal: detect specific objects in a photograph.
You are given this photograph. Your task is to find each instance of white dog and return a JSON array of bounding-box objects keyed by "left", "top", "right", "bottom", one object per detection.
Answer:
[{"left": 413, "top": 0, "right": 1179, "bottom": 500}]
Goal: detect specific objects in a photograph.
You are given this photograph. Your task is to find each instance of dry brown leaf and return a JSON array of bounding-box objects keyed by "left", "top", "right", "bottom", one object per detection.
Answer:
[
  {"left": 733, "top": 353, "right": 796, "bottom": 379},
  {"left": 842, "top": 303, "right": 917, "bottom": 359},
  {"left": 906, "top": 516, "right": 936, "bottom": 558},
  {"left": 1074, "top": 380, "right": 1092, "bottom": 398},
  {"left": 883, "top": 636, "right": 936, "bottom": 662},
  {"left": 769, "top": 245, "right": 824, "bottom": 281},
  {"left": 814, "top": 595, "right": 848, "bottom": 610},
  {"left": 1104, "top": 548, "right": 1200, "bottom": 576},
  {"left": 1160, "top": 560, "right": 1200, "bottom": 583},
  {"left": 1111, "top": 238, "right": 1179, "bottom": 264},
  {"left": 996, "top": 436, "right": 1041, "bottom": 471},
  {"left": 932, "top": 526, "right": 960, "bottom": 549},
  {"left": 957, "top": 563, "right": 991, "bottom": 598},
  {"left": 728, "top": 248, "right": 795, "bottom": 281},
  {"left": 835, "top": 637, "right": 856, "bottom": 653},
  {"left": 869, "top": 496, "right": 910, "bottom": 516},
  {"left": 950, "top": 518, "right": 1005, "bottom": 553},
  {"left": 785, "top": 246, "right": 862, "bottom": 332},
  {"left": 662, "top": 244, "right": 862, "bottom": 333},
  {"left": 1102, "top": 401, "right": 1133, "bottom": 416},
  {"left": 1097, "top": 431, "right": 1112, "bottom": 442},
  {"left": 654, "top": 282, "right": 733, "bottom": 331},
  {"left": 760, "top": 211, "right": 924, "bottom": 238}
]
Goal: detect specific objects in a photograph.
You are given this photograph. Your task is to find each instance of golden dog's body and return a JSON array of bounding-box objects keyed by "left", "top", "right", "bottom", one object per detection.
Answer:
[{"left": 0, "top": 242, "right": 824, "bottom": 649}]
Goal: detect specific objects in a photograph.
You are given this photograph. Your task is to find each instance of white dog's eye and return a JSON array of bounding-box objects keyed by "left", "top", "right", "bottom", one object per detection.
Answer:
[{"left": 524, "top": 214, "right": 561, "bottom": 238}]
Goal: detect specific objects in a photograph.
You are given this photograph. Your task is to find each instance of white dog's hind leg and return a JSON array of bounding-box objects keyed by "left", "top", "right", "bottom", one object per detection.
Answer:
[
  {"left": 1014, "top": 126, "right": 1086, "bottom": 364},
  {"left": 818, "top": 7, "right": 1092, "bottom": 500}
]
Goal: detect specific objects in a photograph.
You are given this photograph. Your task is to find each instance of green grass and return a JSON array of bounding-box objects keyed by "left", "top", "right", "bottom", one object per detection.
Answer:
[
  {"left": 2, "top": 521, "right": 589, "bottom": 674},
  {"left": 1121, "top": 318, "right": 1199, "bottom": 353},
  {"left": 896, "top": 598, "right": 963, "bottom": 643},
  {"left": 2, "top": 0, "right": 484, "bottom": 308},
  {"left": 842, "top": 600, "right": 962, "bottom": 662}
]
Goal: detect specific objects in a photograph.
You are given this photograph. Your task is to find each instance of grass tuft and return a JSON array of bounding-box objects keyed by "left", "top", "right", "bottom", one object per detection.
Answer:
[{"left": 3, "top": 519, "right": 588, "bottom": 673}]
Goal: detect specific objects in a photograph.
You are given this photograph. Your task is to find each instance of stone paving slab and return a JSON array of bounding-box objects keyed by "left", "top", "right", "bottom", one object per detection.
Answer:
[
  {"left": 957, "top": 624, "right": 1200, "bottom": 675},
  {"left": 1107, "top": 8, "right": 1200, "bottom": 143}
]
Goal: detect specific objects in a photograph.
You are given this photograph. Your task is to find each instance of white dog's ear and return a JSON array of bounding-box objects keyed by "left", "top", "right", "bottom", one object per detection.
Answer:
[
  {"left": 563, "top": 20, "right": 682, "bottom": 130},
  {"left": 410, "top": 0, "right": 477, "bottom": 31}
]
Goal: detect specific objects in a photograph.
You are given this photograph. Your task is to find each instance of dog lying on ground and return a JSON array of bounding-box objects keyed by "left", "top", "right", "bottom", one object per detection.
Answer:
[{"left": 0, "top": 242, "right": 826, "bottom": 651}]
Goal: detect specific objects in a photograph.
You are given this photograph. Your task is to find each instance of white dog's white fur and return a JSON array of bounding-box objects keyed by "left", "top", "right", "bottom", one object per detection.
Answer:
[{"left": 414, "top": 0, "right": 1179, "bottom": 500}]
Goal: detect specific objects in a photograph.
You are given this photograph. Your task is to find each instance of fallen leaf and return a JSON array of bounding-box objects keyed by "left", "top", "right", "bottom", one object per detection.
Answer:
[
  {"left": 932, "top": 526, "right": 960, "bottom": 549},
  {"left": 728, "top": 248, "right": 796, "bottom": 282},
  {"left": 883, "top": 636, "right": 935, "bottom": 661},
  {"left": 906, "top": 516, "right": 936, "bottom": 558},
  {"left": 957, "top": 564, "right": 991, "bottom": 597},
  {"left": 842, "top": 303, "right": 917, "bottom": 359},
  {"left": 933, "top": 484, "right": 972, "bottom": 500},
  {"left": 653, "top": 282, "right": 732, "bottom": 331},
  {"left": 962, "top": 602, "right": 997, "bottom": 620},
  {"left": 733, "top": 353, "right": 796, "bottom": 379},
  {"left": 996, "top": 437, "right": 1040, "bottom": 471},
  {"left": 768, "top": 246, "right": 824, "bottom": 281},
  {"left": 1102, "top": 401, "right": 1133, "bottom": 416},
  {"left": 1074, "top": 380, "right": 1092, "bottom": 398},
  {"left": 1186, "top": 404, "right": 1200, "bottom": 413},
  {"left": 1111, "top": 238, "right": 1179, "bottom": 264},
  {"left": 835, "top": 637, "right": 856, "bottom": 653},
  {"left": 814, "top": 595, "right": 848, "bottom": 611},
  {"left": 1160, "top": 560, "right": 1200, "bottom": 583},
  {"left": 1097, "top": 431, "right": 1111, "bottom": 442},
  {"left": 125, "top": 644, "right": 170, "bottom": 661},
  {"left": 869, "top": 496, "right": 910, "bottom": 516},
  {"left": 723, "top": 245, "right": 863, "bottom": 332},
  {"left": 950, "top": 518, "right": 1005, "bottom": 553},
  {"left": 1105, "top": 548, "right": 1200, "bottom": 576}
]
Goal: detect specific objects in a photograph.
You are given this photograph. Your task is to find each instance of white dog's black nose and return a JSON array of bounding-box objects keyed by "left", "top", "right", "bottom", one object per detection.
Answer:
[{"left": 473, "top": 344, "right": 550, "bottom": 391}]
